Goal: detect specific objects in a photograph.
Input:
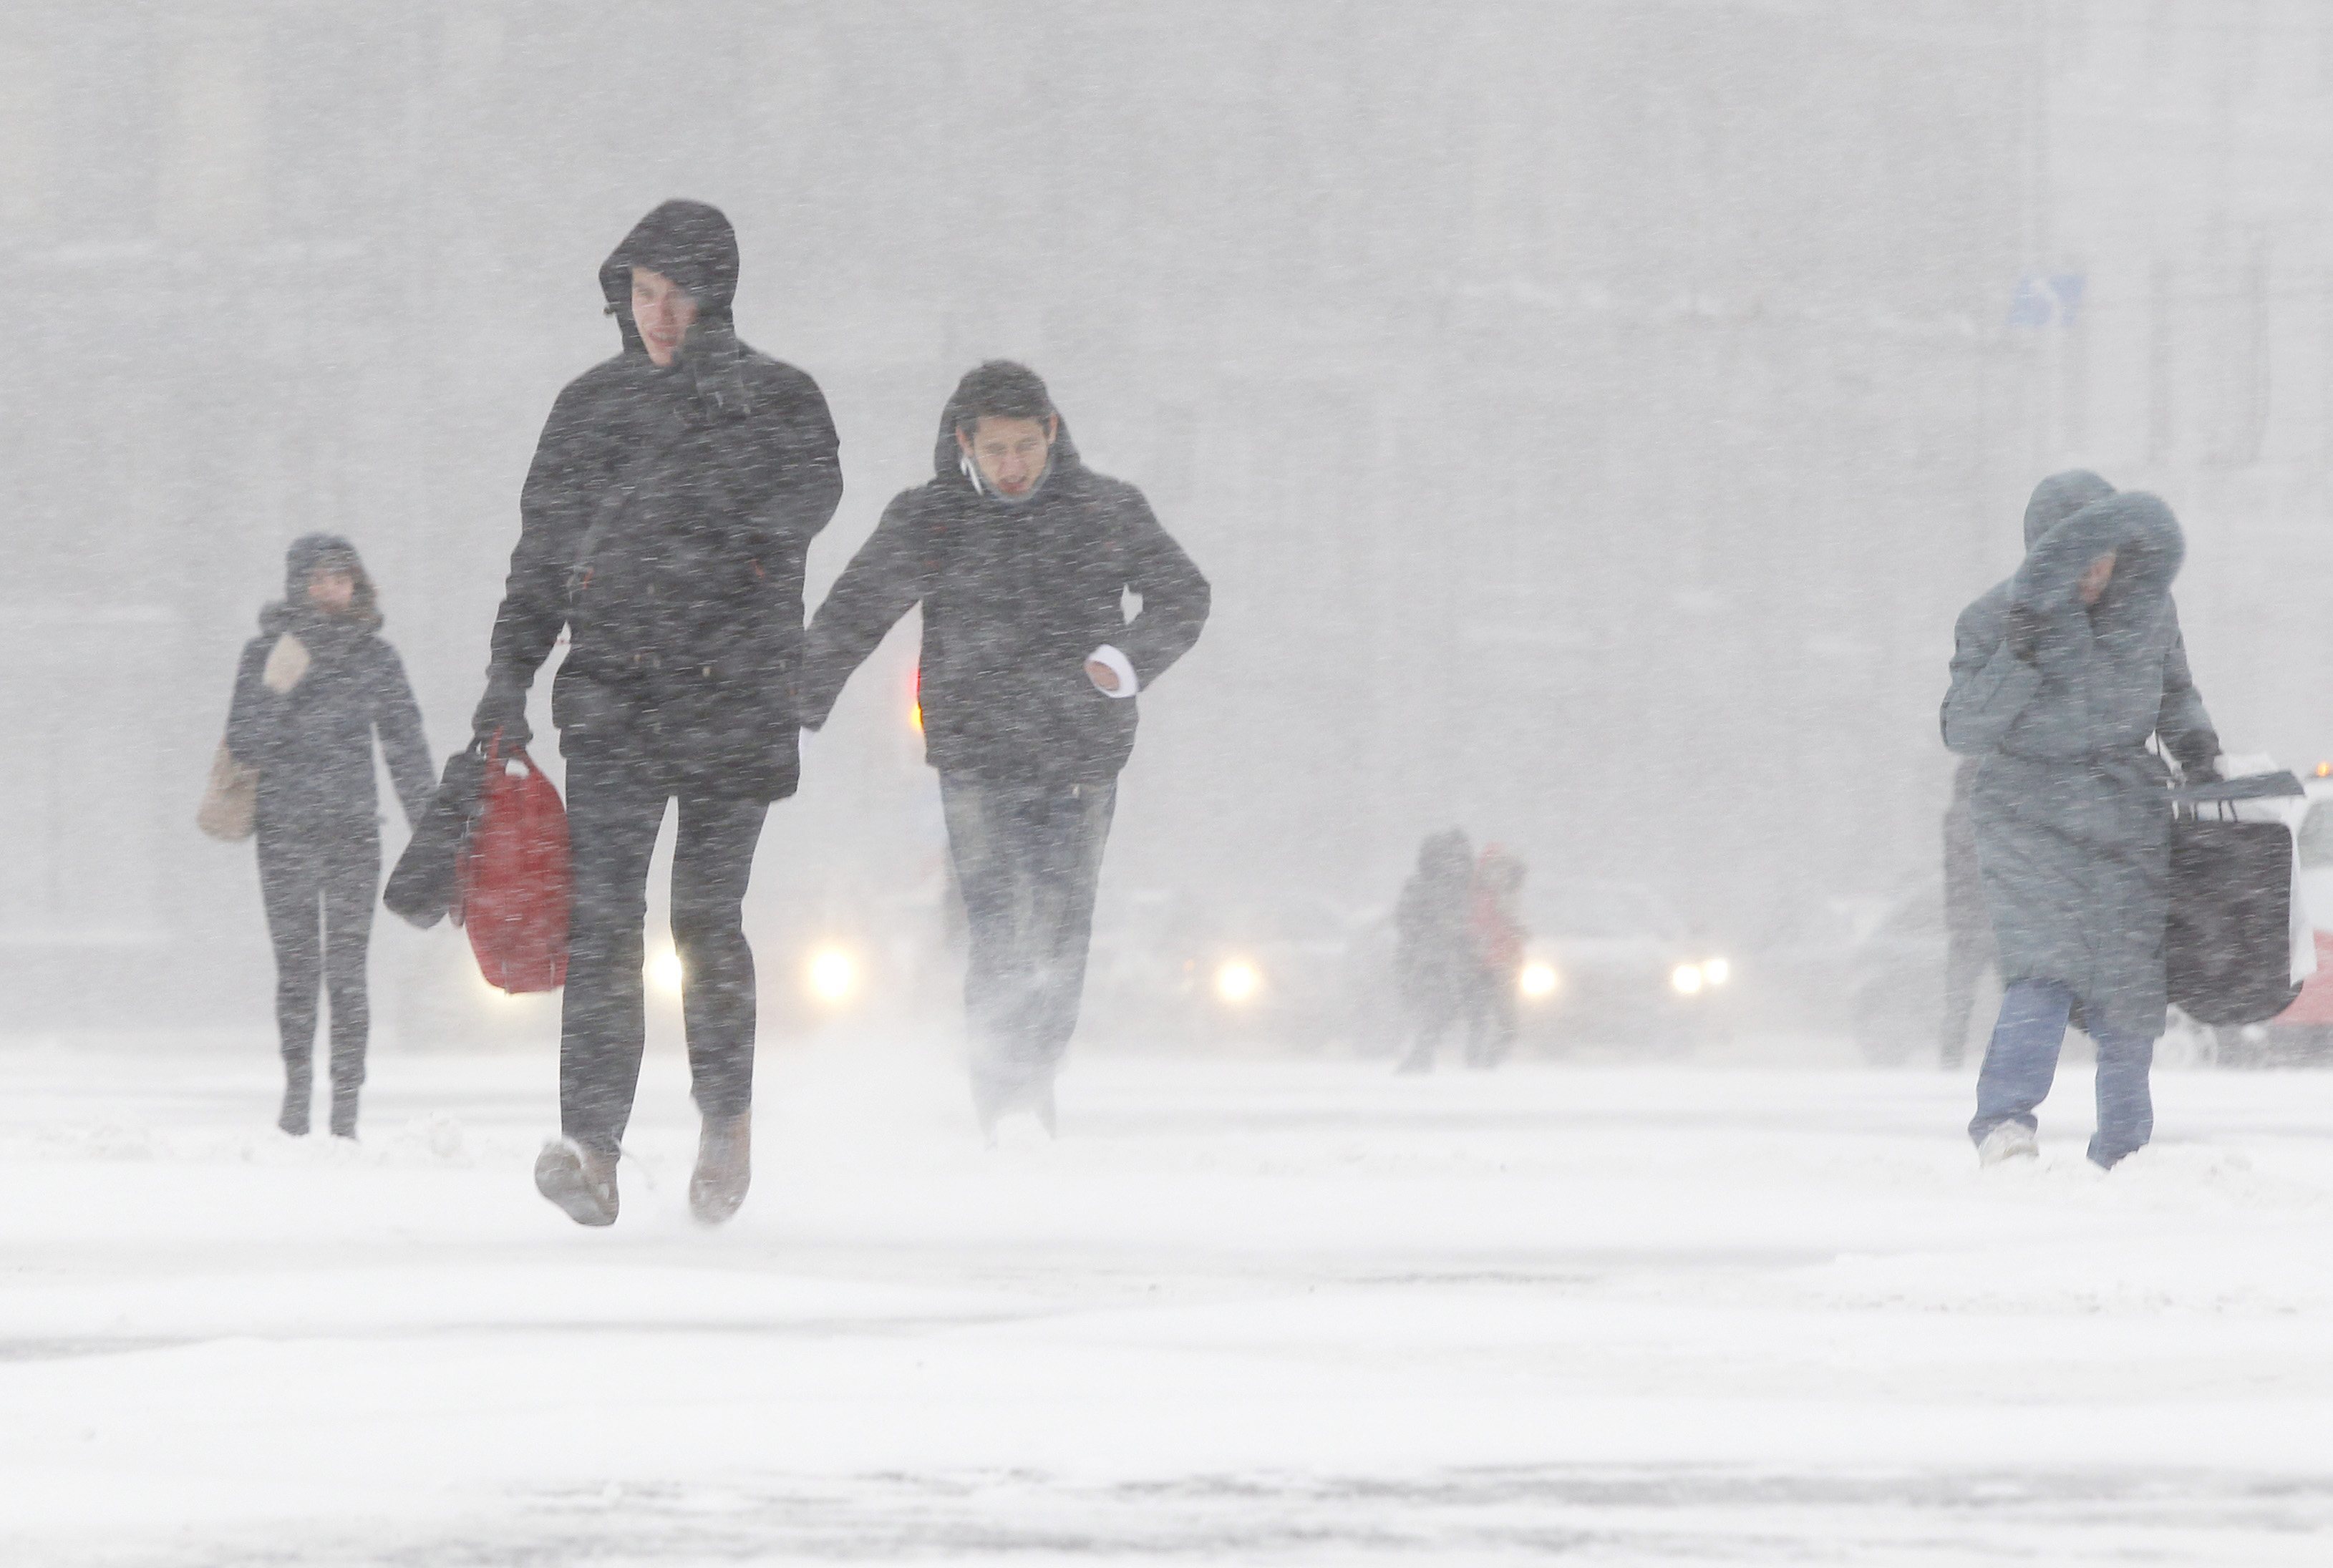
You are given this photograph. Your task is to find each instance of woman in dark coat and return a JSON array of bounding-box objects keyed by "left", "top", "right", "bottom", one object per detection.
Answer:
[
  {"left": 1941, "top": 474, "right": 2219, "bottom": 1168},
  {"left": 225, "top": 535, "right": 433, "bottom": 1137}
]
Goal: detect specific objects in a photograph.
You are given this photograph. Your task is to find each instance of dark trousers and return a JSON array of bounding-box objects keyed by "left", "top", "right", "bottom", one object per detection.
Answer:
[
  {"left": 1969, "top": 978, "right": 2155, "bottom": 1167},
  {"left": 1463, "top": 968, "right": 1518, "bottom": 1066},
  {"left": 257, "top": 825, "right": 380, "bottom": 1106},
  {"left": 1397, "top": 991, "right": 1464, "bottom": 1071},
  {"left": 561, "top": 748, "right": 770, "bottom": 1156},
  {"left": 938, "top": 774, "right": 1115, "bottom": 1091}
]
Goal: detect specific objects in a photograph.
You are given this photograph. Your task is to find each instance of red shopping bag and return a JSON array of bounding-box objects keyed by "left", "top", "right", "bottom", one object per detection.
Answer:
[{"left": 456, "top": 738, "right": 570, "bottom": 993}]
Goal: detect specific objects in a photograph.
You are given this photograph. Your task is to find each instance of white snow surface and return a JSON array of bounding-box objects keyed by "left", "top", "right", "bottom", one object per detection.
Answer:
[{"left": 6, "top": 1038, "right": 2333, "bottom": 1565}]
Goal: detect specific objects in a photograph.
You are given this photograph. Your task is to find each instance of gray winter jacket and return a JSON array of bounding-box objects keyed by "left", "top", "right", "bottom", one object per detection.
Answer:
[{"left": 1941, "top": 472, "right": 2218, "bottom": 1039}]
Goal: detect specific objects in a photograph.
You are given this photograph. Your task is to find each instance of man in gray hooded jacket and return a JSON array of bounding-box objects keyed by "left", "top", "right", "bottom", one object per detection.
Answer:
[{"left": 1942, "top": 472, "right": 2221, "bottom": 1168}]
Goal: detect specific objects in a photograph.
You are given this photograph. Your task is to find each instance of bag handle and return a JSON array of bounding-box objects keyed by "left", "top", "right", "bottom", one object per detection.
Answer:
[{"left": 480, "top": 728, "right": 537, "bottom": 779}]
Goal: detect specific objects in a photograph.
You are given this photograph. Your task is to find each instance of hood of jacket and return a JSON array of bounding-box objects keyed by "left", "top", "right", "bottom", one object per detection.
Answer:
[
  {"left": 599, "top": 199, "right": 739, "bottom": 339},
  {"left": 599, "top": 200, "right": 756, "bottom": 417},
  {"left": 2022, "top": 469, "right": 2116, "bottom": 548},
  {"left": 1416, "top": 829, "right": 1474, "bottom": 883},
  {"left": 929, "top": 373, "right": 1084, "bottom": 496},
  {"left": 2012, "top": 491, "right": 2184, "bottom": 627},
  {"left": 263, "top": 532, "right": 381, "bottom": 636}
]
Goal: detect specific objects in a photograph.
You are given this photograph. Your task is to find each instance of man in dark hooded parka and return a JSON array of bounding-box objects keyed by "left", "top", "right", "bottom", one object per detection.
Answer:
[
  {"left": 472, "top": 200, "right": 843, "bottom": 1225},
  {"left": 1942, "top": 471, "right": 2221, "bottom": 1168},
  {"left": 797, "top": 361, "right": 1208, "bottom": 1133}
]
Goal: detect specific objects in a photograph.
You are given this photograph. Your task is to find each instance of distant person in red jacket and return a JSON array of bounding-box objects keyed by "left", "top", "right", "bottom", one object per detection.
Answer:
[{"left": 1464, "top": 846, "right": 1528, "bottom": 1068}]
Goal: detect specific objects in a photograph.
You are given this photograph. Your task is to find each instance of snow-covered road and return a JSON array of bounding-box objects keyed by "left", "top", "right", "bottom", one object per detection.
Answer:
[{"left": 6, "top": 1038, "right": 2333, "bottom": 1564}]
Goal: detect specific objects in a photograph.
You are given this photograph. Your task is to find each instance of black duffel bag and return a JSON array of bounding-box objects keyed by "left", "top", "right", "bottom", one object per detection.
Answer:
[
  {"left": 2165, "top": 772, "right": 2304, "bottom": 1027},
  {"left": 384, "top": 746, "right": 488, "bottom": 930}
]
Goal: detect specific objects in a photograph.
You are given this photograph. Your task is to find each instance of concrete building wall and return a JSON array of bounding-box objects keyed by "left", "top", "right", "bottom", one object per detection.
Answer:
[{"left": 0, "top": 1, "right": 2035, "bottom": 1034}]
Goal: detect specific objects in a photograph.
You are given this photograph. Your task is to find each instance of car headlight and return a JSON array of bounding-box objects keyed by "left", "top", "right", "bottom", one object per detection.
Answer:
[
  {"left": 1518, "top": 961, "right": 1559, "bottom": 998},
  {"left": 806, "top": 946, "right": 858, "bottom": 1005},
  {"left": 1699, "top": 957, "right": 1730, "bottom": 987},
  {"left": 1215, "top": 960, "right": 1261, "bottom": 1004},
  {"left": 1669, "top": 963, "right": 1705, "bottom": 996},
  {"left": 647, "top": 948, "right": 685, "bottom": 995}
]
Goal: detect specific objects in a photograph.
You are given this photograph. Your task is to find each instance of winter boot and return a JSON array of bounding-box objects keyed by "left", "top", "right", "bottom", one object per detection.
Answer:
[
  {"left": 689, "top": 1112, "right": 752, "bottom": 1226},
  {"left": 328, "top": 1082, "right": 360, "bottom": 1141},
  {"left": 278, "top": 1061, "right": 313, "bottom": 1137},
  {"left": 1976, "top": 1122, "right": 2039, "bottom": 1167},
  {"left": 535, "top": 1139, "right": 619, "bottom": 1227}
]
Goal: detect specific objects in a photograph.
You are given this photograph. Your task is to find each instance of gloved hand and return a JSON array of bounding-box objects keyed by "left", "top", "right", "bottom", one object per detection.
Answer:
[
  {"left": 472, "top": 670, "right": 532, "bottom": 750},
  {"left": 2004, "top": 602, "right": 2047, "bottom": 664}
]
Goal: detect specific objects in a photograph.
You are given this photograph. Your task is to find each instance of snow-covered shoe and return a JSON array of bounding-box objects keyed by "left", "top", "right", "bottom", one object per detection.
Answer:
[
  {"left": 278, "top": 1075, "right": 311, "bottom": 1137},
  {"left": 1977, "top": 1122, "right": 2039, "bottom": 1167},
  {"left": 971, "top": 1068, "right": 1055, "bottom": 1144},
  {"left": 535, "top": 1139, "right": 619, "bottom": 1227},
  {"left": 689, "top": 1113, "right": 751, "bottom": 1225}
]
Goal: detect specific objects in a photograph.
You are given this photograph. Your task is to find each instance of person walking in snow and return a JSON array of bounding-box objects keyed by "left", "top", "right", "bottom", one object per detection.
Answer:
[
  {"left": 1942, "top": 471, "right": 2221, "bottom": 1169},
  {"left": 797, "top": 361, "right": 1209, "bottom": 1135},
  {"left": 1463, "top": 844, "right": 1528, "bottom": 1068},
  {"left": 472, "top": 200, "right": 843, "bottom": 1225},
  {"left": 224, "top": 535, "right": 433, "bottom": 1139},
  {"left": 1393, "top": 829, "right": 1477, "bottom": 1074}
]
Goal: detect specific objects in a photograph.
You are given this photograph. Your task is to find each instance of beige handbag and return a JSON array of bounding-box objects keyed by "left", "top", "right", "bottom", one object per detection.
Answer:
[{"left": 197, "top": 741, "right": 258, "bottom": 841}]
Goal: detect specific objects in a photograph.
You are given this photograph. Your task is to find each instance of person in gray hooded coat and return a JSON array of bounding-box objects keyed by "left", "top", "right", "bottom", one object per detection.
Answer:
[{"left": 1941, "top": 472, "right": 2221, "bottom": 1168}]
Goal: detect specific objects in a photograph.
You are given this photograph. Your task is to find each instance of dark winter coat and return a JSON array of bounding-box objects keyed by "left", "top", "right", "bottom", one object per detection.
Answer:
[
  {"left": 1396, "top": 831, "right": 1477, "bottom": 1023},
  {"left": 797, "top": 382, "right": 1208, "bottom": 785},
  {"left": 1941, "top": 474, "right": 2219, "bottom": 1039},
  {"left": 226, "top": 535, "right": 434, "bottom": 840},
  {"left": 482, "top": 200, "right": 843, "bottom": 802}
]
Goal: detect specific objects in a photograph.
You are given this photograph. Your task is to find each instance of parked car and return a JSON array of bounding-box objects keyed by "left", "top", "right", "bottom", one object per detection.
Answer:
[
  {"left": 1509, "top": 880, "right": 1735, "bottom": 1053},
  {"left": 1089, "top": 889, "right": 1362, "bottom": 1049}
]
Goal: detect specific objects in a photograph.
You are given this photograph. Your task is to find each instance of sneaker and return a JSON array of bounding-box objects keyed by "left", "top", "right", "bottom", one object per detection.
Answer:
[
  {"left": 1977, "top": 1122, "right": 2039, "bottom": 1167},
  {"left": 689, "top": 1113, "right": 751, "bottom": 1226},
  {"left": 535, "top": 1138, "right": 619, "bottom": 1227},
  {"left": 971, "top": 1068, "right": 1056, "bottom": 1144}
]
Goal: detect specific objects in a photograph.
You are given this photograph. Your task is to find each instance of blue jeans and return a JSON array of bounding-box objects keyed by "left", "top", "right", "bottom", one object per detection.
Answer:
[
  {"left": 938, "top": 774, "right": 1117, "bottom": 1093},
  {"left": 1969, "top": 979, "right": 2155, "bottom": 1167}
]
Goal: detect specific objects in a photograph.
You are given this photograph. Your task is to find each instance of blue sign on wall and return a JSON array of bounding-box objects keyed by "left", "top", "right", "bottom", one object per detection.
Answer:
[{"left": 2008, "top": 273, "right": 2086, "bottom": 329}]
